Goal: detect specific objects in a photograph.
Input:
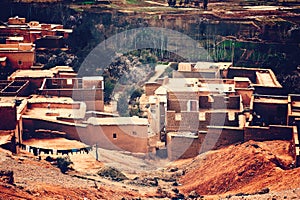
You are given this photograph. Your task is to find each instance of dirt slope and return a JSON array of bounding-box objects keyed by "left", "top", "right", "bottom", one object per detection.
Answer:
[
  {"left": 0, "top": 148, "right": 139, "bottom": 200},
  {"left": 179, "top": 140, "right": 300, "bottom": 196}
]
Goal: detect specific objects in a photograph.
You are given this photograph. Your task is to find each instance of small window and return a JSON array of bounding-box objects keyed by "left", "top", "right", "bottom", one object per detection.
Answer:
[
  {"left": 18, "top": 60, "right": 22, "bottom": 65},
  {"left": 67, "top": 79, "right": 72, "bottom": 85},
  {"left": 52, "top": 79, "right": 58, "bottom": 85},
  {"left": 132, "top": 131, "right": 137, "bottom": 135},
  {"left": 113, "top": 133, "right": 117, "bottom": 139},
  {"left": 187, "top": 100, "right": 198, "bottom": 112}
]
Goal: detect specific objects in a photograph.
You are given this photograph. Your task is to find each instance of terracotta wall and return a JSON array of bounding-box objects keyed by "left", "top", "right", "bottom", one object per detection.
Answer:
[
  {"left": 167, "top": 127, "right": 244, "bottom": 160},
  {"left": 0, "top": 51, "right": 34, "bottom": 69},
  {"left": 244, "top": 125, "right": 294, "bottom": 141},
  {"left": 201, "top": 127, "right": 244, "bottom": 152},
  {"left": 144, "top": 82, "right": 161, "bottom": 96},
  {"left": 0, "top": 106, "right": 16, "bottom": 130},
  {"left": 167, "top": 91, "right": 198, "bottom": 112},
  {"left": 166, "top": 111, "right": 239, "bottom": 132},
  {"left": 22, "top": 118, "right": 148, "bottom": 153},
  {"left": 167, "top": 134, "right": 201, "bottom": 160},
  {"left": 253, "top": 102, "right": 288, "bottom": 125},
  {"left": 227, "top": 68, "right": 256, "bottom": 83},
  {"left": 40, "top": 89, "right": 104, "bottom": 111},
  {"left": 236, "top": 88, "right": 253, "bottom": 107},
  {"left": 85, "top": 124, "right": 148, "bottom": 153}
]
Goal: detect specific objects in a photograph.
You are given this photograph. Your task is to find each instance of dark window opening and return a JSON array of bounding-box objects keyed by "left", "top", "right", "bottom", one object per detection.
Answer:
[
  {"left": 18, "top": 60, "right": 22, "bottom": 65},
  {"left": 113, "top": 133, "right": 117, "bottom": 139}
]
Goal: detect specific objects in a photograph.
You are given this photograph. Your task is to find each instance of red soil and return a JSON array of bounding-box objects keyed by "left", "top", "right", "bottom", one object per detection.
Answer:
[{"left": 179, "top": 140, "right": 300, "bottom": 196}]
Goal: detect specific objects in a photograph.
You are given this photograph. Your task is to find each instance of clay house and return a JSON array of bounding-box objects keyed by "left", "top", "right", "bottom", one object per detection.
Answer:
[
  {"left": 288, "top": 94, "right": 300, "bottom": 129},
  {"left": 0, "top": 97, "right": 27, "bottom": 153},
  {"left": 164, "top": 78, "right": 244, "bottom": 158},
  {"left": 0, "top": 43, "right": 35, "bottom": 70},
  {"left": 85, "top": 117, "right": 149, "bottom": 153},
  {"left": 143, "top": 64, "right": 288, "bottom": 159},
  {"left": 21, "top": 95, "right": 87, "bottom": 140},
  {"left": 250, "top": 95, "right": 288, "bottom": 126},
  {"left": 243, "top": 94, "right": 298, "bottom": 166},
  {"left": 0, "top": 16, "right": 72, "bottom": 45},
  {"left": 141, "top": 75, "right": 246, "bottom": 159},
  {"left": 5, "top": 36, "right": 24, "bottom": 44},
  {"left": 226, "top": 66, "right": 283, "bottom": 95},
  {"left": 21, "top": 95, "right": 149, "bottom": 153},
  {"left": 287, "top": 94, "right": 300, "bottom": 166},
  {"left": 39, "top": 76, "right": 104, "bottom": 111},
  {"left": 173, "top": 62, "right": 231, "bottom": 79},
  {"left": 8, "top": 66, "right": 76, "bottom": 93}
]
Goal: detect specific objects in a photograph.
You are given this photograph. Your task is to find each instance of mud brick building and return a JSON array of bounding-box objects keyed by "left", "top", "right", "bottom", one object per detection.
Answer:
[
  {"left": 39, "top": 76, "right": 104, "bottom": 111},
  {"left": 142, "top": 63, "right": 299, "bottom": 163},
  {"left": 0, "top": 43, "right": 35, "bottom": 69},
  {"left": 0, "top": 16, "right": 72, "bottom": 46}
]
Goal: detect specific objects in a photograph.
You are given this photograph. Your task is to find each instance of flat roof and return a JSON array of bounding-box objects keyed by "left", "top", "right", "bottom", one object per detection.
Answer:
[
  {"left": 87, "top": 117, "right": 148, "bottom": 126},
  {"left": 82, "top": 76, "right": 103, "bottom": 81},
  {"left": 0, "top": 102, "right": 15, "bottom": 107},
  {"left": 255, "top": 71, "right": 278, "bottom": 87},
  {"left": 85, "top": 111, "right": 119, "bottom": 117},
  {"left": 163, "top": 78, "right": 235, "bottom": 93},
  {"left": 9, "top": 69, "right": 55, "bottom": 79},
  {"left": 28, "top": 95, "right": 74, "bottom": 104},
  {"left": 254, "top": 96, "right": 288, "bottom": 104},
  {"left": 168, "top": 132, "right": 198, "bottom": 139},
  {"left": 234, "top": 77, "right": 250, "bottom": 82},
  {"left": 53, "top": 29, "right": 73, "bottom": 33},
  {"left": 0, "top": 57, "right": 7, "bottom": 62},
  {"left": 7, "top": 36, "right": 24, "bottom": 41},
  {"left": 194, "top": 62, "right": 219, "bottom": 70},
  {"left": 155, "top": 86, "right": 167, "bottom": 95}
]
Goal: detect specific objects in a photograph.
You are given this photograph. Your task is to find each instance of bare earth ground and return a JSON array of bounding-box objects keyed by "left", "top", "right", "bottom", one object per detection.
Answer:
[
  {"left": 178, "top": 140, "right": 300, "bottom": 198},
  {"left": 1, "top": 139, "right": 300, "bottom": 199}
]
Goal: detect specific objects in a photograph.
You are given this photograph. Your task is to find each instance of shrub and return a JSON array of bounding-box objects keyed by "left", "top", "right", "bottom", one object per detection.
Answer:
[{"left": 57, "top": 156, "right": 73, "bottom": 174}]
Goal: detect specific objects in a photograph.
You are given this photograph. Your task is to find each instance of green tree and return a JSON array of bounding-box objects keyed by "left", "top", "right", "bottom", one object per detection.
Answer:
[
  {"left": 117, "top": 93, "right": 129, "bottom": 117},
  {"left": 104, "top": 77, "right": 116, "bottom": 103}
]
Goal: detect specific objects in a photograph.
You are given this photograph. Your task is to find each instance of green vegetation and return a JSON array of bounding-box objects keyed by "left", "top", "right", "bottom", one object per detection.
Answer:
[
  {"left": 117, "top": 93, "right": 129, "bottom": 117},
  {"left": 102, "top": 49, "right": 157, "bottom": 104},
  {"left": 97, "top": 166, "right": 128, "bottom": 181},
  {"left": 57, "top": 156, "right": 73, "bottom": 174},
  {"left": 126, "top": 0, "right": 140, "bottom": 4}
]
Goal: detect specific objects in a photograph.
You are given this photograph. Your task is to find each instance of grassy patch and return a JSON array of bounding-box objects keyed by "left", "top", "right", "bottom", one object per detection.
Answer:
[{"left": 126, "top": 0, "right": 139, "bottom": 4}]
